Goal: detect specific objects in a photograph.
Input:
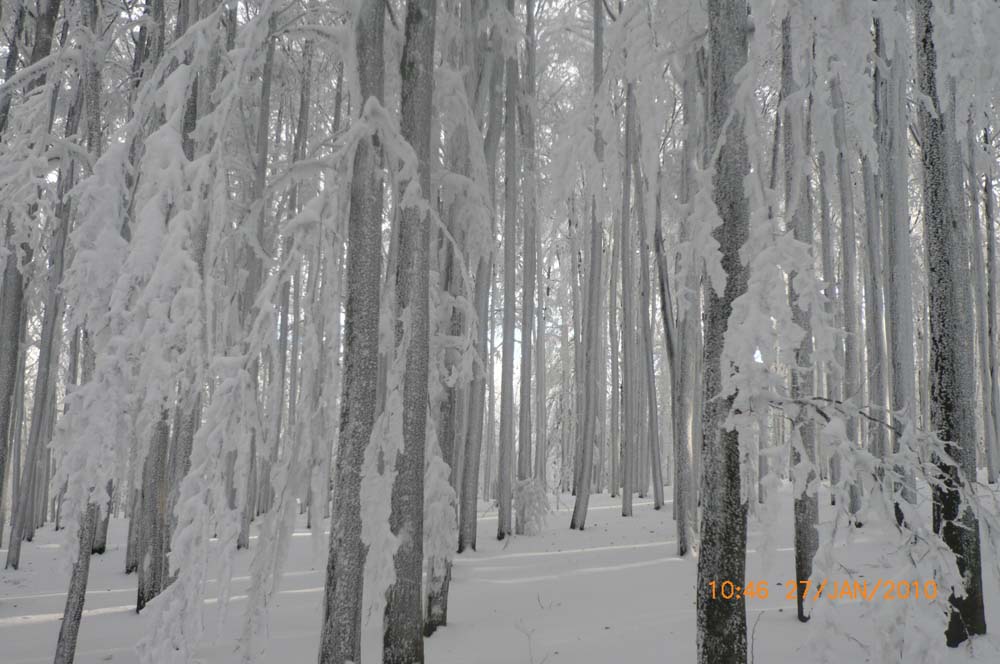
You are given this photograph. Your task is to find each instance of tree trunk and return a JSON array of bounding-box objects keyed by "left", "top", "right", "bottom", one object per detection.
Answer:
[
  {"left": 781, "top": 15, "right": 818, "bottom": 624},
  {"left": 497, "top": 10, "right": 518, "bottom": 539},
  {"left": 91, "top": 478, "right": 112, "bottom": 554},
  {"left": 53, "top": 504, "right": 99, "bottom": 664},
  {"left": 125, "top": 487, "right": 140, "bottom": 573},
  {"left": 915, "top": 0, "right": 986, "bottom": 647},
  {"left": 608, "top": 195, "right": 621, "bottom": 499},
  {"left": 383, "top": 0, "right": 435, "bottom": 658},
  {"left": 458, "top": 26, "right": 501, "bottom": 551},
  {"left": 878, "top": 10, "right": 918, "bottom": 520},
  {"left": 985, "top": 130, "right": 1000, "bottom": 488},
  {"left": 136, "top": 415, "right": 169, "bottom": 612},
  {"left": 969, "top": 129, "right": 997, "bottom": 482},
  {"left": 864, "top": 23, "right": 889, "bottom": 466},
  {"left": 916, "top": 0, "right": 987, "bottom": 646},
  {"left": 619, "top": 83, "right": 637, "bottom": 519},
  {"left": 632, "top": 140, "right": 664, "bottom": 510},
  {"left": 831, "top": 76, "right": 863, "bottom": 516},
  {"left": 819, "top": 150, "right": 840, "bottom": 503},
  {"left": 237, "top": 13, "right": 277, "bottom": 550},
  {"left": 654, "top": 170, "right": 687, "bottom": 550},
  {"left": 696, "top": 2, "right": 750, "bottom": 661},
  {"left": 317, "top": 0, "right": 385, "bottom": 658},
  {"left": 516, "top": 0, "right": 539, "bottom": 536},
  {"left": 568, "top": 0, "right": 604, "bottom": 529}
]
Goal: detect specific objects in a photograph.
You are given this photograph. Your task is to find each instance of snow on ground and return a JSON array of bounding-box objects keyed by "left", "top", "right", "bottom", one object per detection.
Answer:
[{"left": 2, "top": 486, "right": 1000, "bottom": 663}]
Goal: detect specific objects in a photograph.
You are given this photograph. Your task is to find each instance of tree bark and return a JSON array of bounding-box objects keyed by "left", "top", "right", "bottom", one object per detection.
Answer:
[
  {"left": 916, "top": 0, "right": 987, "bottom": 646},
  {"left": 317, "top": 0, "right": 385, "bottom": 659},
  {"left": 383, "top": 0, "right": 435, "bottom": 658},
  {"left": 136, "top": 415, "right": 169, "bottom": 612},
  {"left": 696, "top": 2, "right": 750, "bottom": 661}
]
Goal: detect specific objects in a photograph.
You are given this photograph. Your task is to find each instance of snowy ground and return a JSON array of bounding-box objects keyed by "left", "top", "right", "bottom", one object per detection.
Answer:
[{"left": 2, "top": 486, "right": 1000, "bottom": 663}]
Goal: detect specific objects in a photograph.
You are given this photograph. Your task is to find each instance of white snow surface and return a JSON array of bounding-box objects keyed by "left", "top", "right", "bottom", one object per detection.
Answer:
[{"left": 2, "top": 487, "right": 1000, "bottom": 663}]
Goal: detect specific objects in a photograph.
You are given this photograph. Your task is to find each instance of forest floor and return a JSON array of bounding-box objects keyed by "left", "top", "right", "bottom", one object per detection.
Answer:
[{"left": 2, "top": 485, "right": 1000, "bottom": 663}]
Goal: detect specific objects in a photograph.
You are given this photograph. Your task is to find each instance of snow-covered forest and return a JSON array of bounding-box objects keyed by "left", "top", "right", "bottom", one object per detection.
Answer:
[{"left": 3, "top": 0, "right": 1000, "bottom": 661}]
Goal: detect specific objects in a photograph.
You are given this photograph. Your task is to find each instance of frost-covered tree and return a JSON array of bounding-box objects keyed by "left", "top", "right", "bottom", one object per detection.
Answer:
[
  {"left": 915, "top": 0, "right": 987, "bottom": 646},
  {"left": 382, "top": 0, "right": 436, "bottom": 657},
  {"left": 318, "top": 0, "right": 386, "bottom": 660},
  {"left": 496, "top": 0, "right": 518, "bottom": 540},
  {"left": 695, "top": 1, "right": 750, "bottom": 661}
]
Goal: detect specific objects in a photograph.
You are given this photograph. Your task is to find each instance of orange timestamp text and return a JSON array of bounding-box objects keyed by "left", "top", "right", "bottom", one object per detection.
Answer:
[{"left": 707, "top": 579, "right": 939, "bottom": 602}]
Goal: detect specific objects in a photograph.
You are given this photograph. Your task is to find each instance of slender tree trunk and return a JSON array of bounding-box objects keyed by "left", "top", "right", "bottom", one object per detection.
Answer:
[
  {"left": 497, "top": 0, "right": 520, "bottom": 538},
  {"left": 865, "top": 22, "right": 889, "bottom": 466},
  {"left": 535, "top": 264, "right": 549, "bottom": 485},
  {"left": 654, "top": 169, "right": 686, "bottom": 551},
  {"left": 969, "top": 129, "right": 997, "bottom": 482},
  {"left": 570, "top": 204, "right": 584, "bottom": 496},
  {"left": 619, "top": 84, "right": 637, "bottom": 519},
  {"left": 383, "top": 0, "right": 435, "bottom": 657},
  {"left": 568, "top": 0, "right": 604, "bottom": 529},
  {"left": 459, "top": 24, "right": 502, "bottom": 552},
  {"left": 819, "top": 149, "right": 840, "bottom": 503},
  {"left": 781, "top": 15, "right": 818, "bottom": 624},
  {"left": 879, "top": 8, "right": 918, "bottom": 520},
  {"left": 696, "top": 2, "right": 750, "bottom": 661},
  {"left": 486, "top": 296, "right": 497, "bottom": 502},
  {"left": 916, "top": 0, "right": 987, "bottom": 646},
  {"left": 632, "top": 141, "right": 664, "bottom": 509},
  {"left": 125, "top": 488, "right": 140, "bottom": 573},
  {"left": 51, "top": 27, "right": 99, "bottom": 627},
  {"left": 559, "top": 258, "right": 573, "bottom": 494},
  {"left": 985, "top": 131, "right": 1000, "bottom": 487},
  {"left": 831, "top": 77, "right": 863, "bottom": 516},
  {"left": 237, "top": 14, "right": 277, "bottom": 550},
  {"left": 2, "top": 311, "right": 27, "bottom": 546},
  {"left": 318, "top": 0, "right": 385, "bottom": 658},
  {"left": 516, "top": 0, "right": 539, "bottom": 536},
  {"left": 608, "top": 197, "right": 621, "bottom": 499},
  {"left": 53, "top": 504, "right": 99, "bottom": 664}
]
